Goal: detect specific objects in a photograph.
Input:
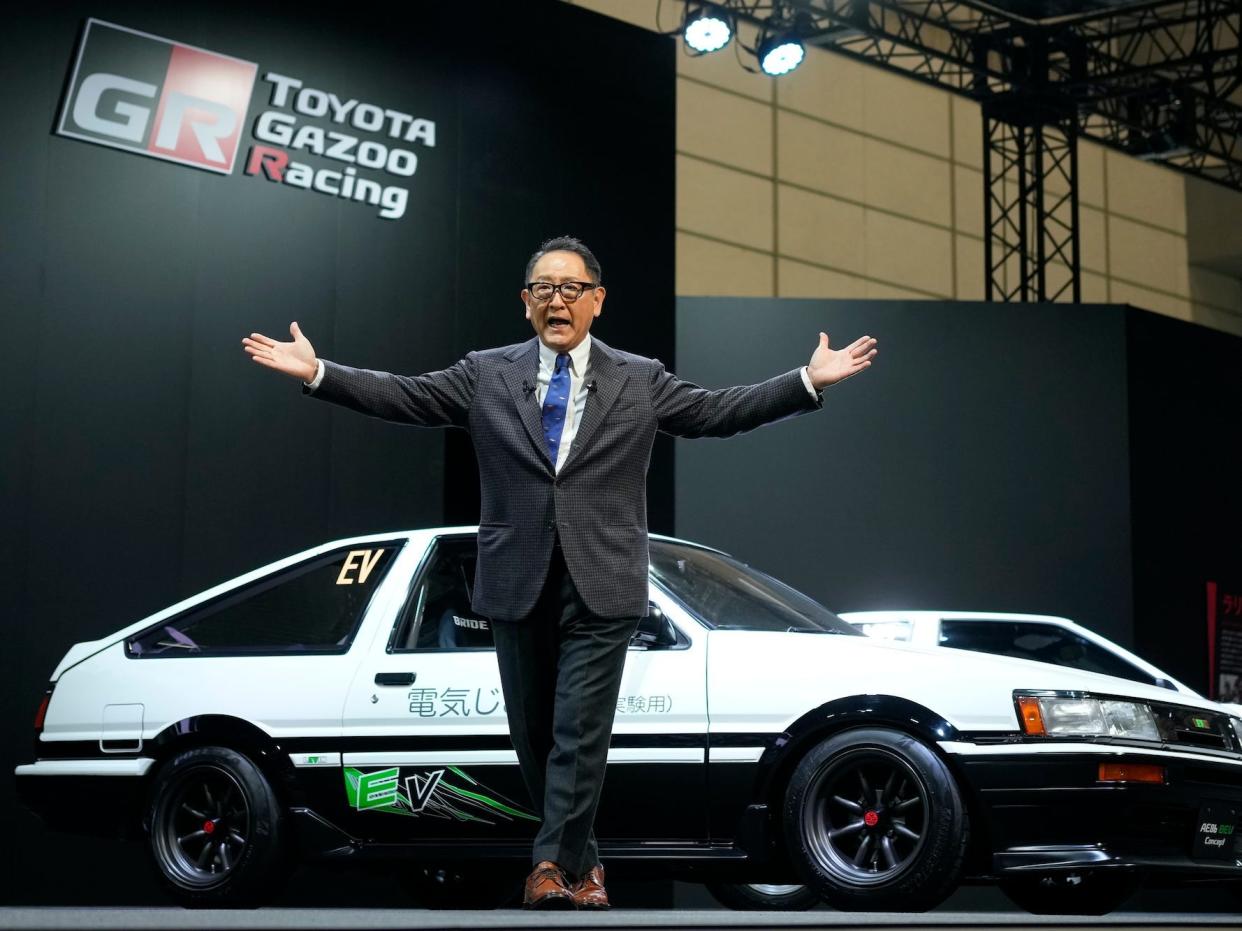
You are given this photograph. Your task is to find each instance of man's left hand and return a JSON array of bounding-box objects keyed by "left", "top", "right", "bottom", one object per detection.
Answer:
[{"left": 806, "top": 332, "right": 878, "bottom": 389}]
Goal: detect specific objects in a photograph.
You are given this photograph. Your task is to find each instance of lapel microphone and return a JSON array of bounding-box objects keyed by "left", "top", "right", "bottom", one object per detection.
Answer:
[
  {"left": 522, "top": 380, "right": 535, "bottom": 397},
  {"left": 586, "top": 379, "right": 597, "bottom": 393}
]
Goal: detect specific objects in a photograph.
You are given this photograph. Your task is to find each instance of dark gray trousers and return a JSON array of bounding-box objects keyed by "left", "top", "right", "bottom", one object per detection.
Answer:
[{"left": 492, "top": 544, "right": 638, "bottom": 877}]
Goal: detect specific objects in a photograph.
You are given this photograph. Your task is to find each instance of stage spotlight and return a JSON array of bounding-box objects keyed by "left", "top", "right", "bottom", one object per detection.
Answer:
[
  {"left": 684, "top": 3, "right": 732, "bottom": 54},
  {"left": 758, "top": 31, "right": 804, "bottom": 75}
]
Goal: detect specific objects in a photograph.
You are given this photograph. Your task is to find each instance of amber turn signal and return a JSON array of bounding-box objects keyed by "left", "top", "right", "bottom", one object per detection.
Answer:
[
  {"left": 1017, "top": 696, "right": 1045, "bottom": 735},
  {"left": 1098, "top": 762, "right": 1164, "bottom": 784}
]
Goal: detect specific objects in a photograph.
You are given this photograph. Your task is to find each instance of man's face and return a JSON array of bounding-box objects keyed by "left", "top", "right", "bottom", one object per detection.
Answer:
[{"left": 522, "top": 251, "right": 605, "bottom": 353}]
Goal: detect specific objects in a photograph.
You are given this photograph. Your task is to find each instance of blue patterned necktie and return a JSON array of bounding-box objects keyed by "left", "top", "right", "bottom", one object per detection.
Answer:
[{"left": 542, "top": 352, "right": 571, "bottom": 466}]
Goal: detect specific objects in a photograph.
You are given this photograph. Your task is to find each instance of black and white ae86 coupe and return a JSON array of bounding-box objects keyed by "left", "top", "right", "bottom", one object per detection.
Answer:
[{"left": 16, "top": 529, "right": 1242, "bottom": 912}]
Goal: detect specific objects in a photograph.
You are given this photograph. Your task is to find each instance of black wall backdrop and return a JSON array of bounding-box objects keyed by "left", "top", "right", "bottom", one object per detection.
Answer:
[
  {"left": 675, "top": 298, "right": 1241, "bottom": 694},
  {"left": 0, "top": 0, "right": 674, "bottom": 903},
  {"left": 674, "top": 298, "right": 1134, "bottom": 644}
]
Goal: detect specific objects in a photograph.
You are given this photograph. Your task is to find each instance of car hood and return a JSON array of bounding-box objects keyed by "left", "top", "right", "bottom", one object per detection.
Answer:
[{"left": 705, "top": 629, "right": 1226, "bottom": 734}]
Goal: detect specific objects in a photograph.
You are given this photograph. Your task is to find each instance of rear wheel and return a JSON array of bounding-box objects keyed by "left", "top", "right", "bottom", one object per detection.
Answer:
[
  {"left": 999, "top": 872, "right": 1135, "bottom": 915},
  {"left": 147, "top": 745, "right": 288, "bottom": 907},
  {"left": 705, "top": 881, "right": 821, "bottom": 910},
  {"left": 783, "top": 727, "right": 968, "bottom": 911}
]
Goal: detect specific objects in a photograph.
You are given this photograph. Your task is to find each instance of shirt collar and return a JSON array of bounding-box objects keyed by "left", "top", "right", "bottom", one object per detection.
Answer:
[{"left": 538, "top": 333, "right": 592, "bottom": 376}]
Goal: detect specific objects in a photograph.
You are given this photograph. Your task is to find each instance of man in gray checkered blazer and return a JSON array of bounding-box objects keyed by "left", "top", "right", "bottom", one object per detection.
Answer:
[{"left": 243, "top": 236, "right": 877, "bottom": 909}]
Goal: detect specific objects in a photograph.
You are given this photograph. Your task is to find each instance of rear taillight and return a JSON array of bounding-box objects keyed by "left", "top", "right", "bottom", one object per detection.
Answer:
[{"left": 33, "top": 686, "right": 53, "bottom": 733}]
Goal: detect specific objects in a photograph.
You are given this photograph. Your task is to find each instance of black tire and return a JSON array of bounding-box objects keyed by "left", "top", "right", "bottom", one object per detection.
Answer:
[
  {"left": 705, "top": 881, "right": 822, "bottom": 910},
  {"left": 146, "top": 745, "right": 288, "bottom": 907},
  {"left": 782, "top": 727, "right": 969, "bottom": 912},
  {"left": 999, "top": 872, "right": 1135, "bottom": 915}
]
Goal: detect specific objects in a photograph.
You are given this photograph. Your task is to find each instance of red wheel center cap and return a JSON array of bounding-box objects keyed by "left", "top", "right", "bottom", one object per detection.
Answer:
[
  {"left": 863, "top": 810, "right": 880, "bottom": 827},
  {"left": 203, "top": 820, "right": 215, "bottom": 834}
]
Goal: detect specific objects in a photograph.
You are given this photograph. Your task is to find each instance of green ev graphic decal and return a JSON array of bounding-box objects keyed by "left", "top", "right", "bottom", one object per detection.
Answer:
[{"left": 344, "top": 766, "right": 538, "bottom": 825}]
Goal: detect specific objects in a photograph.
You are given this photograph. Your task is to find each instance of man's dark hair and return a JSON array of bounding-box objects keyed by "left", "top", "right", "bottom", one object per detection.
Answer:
[{"left": 525, "top": 236, "right": 602, "bottom": 286}]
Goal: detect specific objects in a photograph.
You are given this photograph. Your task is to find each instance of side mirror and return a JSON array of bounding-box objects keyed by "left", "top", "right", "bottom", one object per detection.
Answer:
[{"left": 631, "top": 603, "right": 678, "bottom": 650}]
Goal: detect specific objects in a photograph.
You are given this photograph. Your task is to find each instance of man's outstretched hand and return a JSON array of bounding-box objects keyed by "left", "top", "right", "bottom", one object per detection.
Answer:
[
  {"left": 242, "top": 322, "right": 318, "bottom": 383},
  {"left": 806, "top": 332, "right": 877, "bottom": 390}
]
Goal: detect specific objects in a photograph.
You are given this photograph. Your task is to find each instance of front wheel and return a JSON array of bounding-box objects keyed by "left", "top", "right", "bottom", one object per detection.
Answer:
[
  {"left": 782, "top": 727, "right": 969, "bottom": 911},
  {"left": 705, "top": 881, "right": 821, "bottom": 910},
  {"left": 147, "top": 745, "right": 288, "bottom": 907},
  {"left": 999, "top": 872, "right": 1135, "bottom": 915}
]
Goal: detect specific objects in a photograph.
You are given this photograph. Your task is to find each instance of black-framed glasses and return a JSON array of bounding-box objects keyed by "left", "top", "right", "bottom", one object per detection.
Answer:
[{"left": 526, "top": 280, "right": 597, "bottom": 303}]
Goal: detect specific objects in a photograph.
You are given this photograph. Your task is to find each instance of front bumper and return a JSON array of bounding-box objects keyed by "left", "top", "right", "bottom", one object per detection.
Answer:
[{"left": 941, "top": 741, "right": 1242, "bottom": 881}]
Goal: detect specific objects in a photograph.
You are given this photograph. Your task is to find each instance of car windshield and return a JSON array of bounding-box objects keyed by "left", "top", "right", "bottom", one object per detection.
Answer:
[{"left": 649, "top": 541, "right": 859, "bottom": 635}]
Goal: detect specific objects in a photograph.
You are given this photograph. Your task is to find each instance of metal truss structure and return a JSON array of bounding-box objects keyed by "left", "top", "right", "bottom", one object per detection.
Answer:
[{"left": 714, "top": 0, "right": 1241, "bottom": 300}]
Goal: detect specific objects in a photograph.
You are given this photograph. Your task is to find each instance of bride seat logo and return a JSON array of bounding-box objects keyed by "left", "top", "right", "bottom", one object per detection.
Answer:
[{"left": 56, "top": 19, "right": 256, "bottom": 174}]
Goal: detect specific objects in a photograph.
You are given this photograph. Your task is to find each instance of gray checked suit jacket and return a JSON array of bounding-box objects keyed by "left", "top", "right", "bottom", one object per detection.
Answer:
[{"left": 307, "top": 336, "right": 822, "bottom": 621}]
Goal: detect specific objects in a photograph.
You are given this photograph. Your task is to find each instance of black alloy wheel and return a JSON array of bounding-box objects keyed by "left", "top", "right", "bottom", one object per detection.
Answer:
[
  {"left": 783, "top": 727, "right": 968, "bottom": 911},
  {"left": 147, "top": 746, "right": 287, "bottom": 907}
]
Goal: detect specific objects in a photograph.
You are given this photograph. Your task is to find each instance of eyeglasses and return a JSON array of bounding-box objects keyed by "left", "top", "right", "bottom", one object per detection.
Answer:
[{"left": 526, "top": 280, "right": 597, "bottom": 303}]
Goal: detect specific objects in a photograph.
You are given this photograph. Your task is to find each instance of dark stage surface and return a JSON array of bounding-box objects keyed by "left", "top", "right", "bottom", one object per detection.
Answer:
[{"left": 0, "top": 907, "right": 1239, "bottom": 930}]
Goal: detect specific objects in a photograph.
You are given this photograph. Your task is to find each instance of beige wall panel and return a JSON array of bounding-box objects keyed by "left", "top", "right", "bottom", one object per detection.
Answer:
[
  {"left": 1186, "top": 175, "right": 1242, "bottom": 272},
  {"left": 953, "top": 166, "right": 984, "bottom": 237},
  {"left": 777, "top": 258, "right": 867, "bottom": 298},
  {"left": 567, "top": 0, "right": 660, "bottom": 30},
  {"left": 1107, "top": 215, "right": 1189, "bottom": 297},
  {"left": 1110, "top": 279, "right": 1192, "bottom": 321},
  {"left": 864, "top": 139, "right": 952, "bottom": 227},
  {"left": 777, "top": 184, "right": 866, "bottom": 275},
  {"left": 866, "top": 281, "right": 933, "bottom": 299},
  {"left": 951, "top": 95, "right": 982, "bottom": 169},
  {"left": 955, "top": 234, "right": 984, "bottom": 300},
  {"left": 1078, "top": 141, "right": 1106, "bottom": 209},
  {"left": 865, "top": 211, "right": 954, "bottom": 297},
  {"left": 1105, "top": 150, "right": 1187, "bottom": 233},
  {"left": 1189, "top": 266, "right": 1242, "bottom": 312},
  {"left": 863, "top": 67, "right": 950, "bottom": 157},
  {"left": 678, "top": 155, "right": 773, "bottom": 251},
  {"left": 677, "top": 78, "right": 773, "bottom": 175},
  {"left": 1190, "top": 304, "right": 1242, "bottom": 337},
  {"left": 776, "top": 111, "right": 866, "bottom": 202},
  {"left": 1080, "top": 205, "right": 1107, "bottom": 275},
  {"left": 1082, "top": 270, "right": 1109, "bottom": 304},
  {"left": 676, "top": 20, "right": 774, "bottom": 102},
  {"left": 775, "top": 46, "right": 865, "bottom": 131},
  {"left": 676, "top": 232, "right": 772, "bottom": 296}
]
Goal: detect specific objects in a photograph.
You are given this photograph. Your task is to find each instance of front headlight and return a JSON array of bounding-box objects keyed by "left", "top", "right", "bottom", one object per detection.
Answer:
[
  {"left": 1231, "top": 717, "right": 1242, "bottom": 749},
  {"left": 1016, "top": 693, "right": 1160, "bottom": 740}
]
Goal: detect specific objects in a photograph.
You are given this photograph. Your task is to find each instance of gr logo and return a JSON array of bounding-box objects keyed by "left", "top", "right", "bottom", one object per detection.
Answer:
[{"left": 56, "top": 19, "right": 257, "bottom": 174}]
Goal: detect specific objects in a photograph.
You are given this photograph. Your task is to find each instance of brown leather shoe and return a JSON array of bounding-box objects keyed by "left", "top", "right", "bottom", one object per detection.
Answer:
[
  {"left": 571, "top": 864, "right": 610, "bottom": 909},
  {"left": 523, "top": 860, "right": 576, "bottom": 910}
]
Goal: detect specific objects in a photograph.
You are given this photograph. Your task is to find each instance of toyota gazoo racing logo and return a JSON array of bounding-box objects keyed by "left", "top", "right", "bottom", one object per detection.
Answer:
[
  {"left": 57, "top": 19, "right": 256, "bottom": 174},
  {"left": 56, "top": 19, "right": 433, "bottom": 221}
]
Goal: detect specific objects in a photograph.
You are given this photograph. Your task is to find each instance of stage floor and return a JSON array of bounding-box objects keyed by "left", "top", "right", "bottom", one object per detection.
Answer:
[{"left": 0, "top": 910, "right": 1239, "bottom": 931}]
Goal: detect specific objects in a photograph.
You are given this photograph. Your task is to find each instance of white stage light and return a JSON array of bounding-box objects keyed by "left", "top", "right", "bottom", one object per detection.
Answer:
[
  {"left": 758, "top": 34, "right": 804, "bottom": 76},
  {"left": 684, "top": 5, "right": 732, "bottom": 53}
]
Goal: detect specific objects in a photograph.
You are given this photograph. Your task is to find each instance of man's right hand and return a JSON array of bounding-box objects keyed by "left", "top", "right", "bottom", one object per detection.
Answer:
[{"left": 242, "top": 322, "right": 318, "bottom": 383}]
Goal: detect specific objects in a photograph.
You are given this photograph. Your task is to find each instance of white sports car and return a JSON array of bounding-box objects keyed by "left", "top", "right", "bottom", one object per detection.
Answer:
[{"left": 15, "top": 529, "right": 1242, "bottom": 912}]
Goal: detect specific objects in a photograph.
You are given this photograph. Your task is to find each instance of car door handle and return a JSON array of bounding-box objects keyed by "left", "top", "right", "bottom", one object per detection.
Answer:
[{"left": 374, "top": 672, "right": 416, "bottom": 686}]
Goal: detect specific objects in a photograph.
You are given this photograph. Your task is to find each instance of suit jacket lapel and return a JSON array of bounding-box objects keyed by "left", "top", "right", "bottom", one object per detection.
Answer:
[
  {"left": 560, "top": 338, "right": 628, "bottom": 475},
  {"left": 500, "top": 338, "right": 555, "bottom": 473}
]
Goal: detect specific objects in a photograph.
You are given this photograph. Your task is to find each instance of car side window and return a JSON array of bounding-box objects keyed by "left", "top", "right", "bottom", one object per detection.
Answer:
[
  {"left": 392, "top": 536, "right": 493, "bottom": 652},
  {"left": 127, "top": 542, "right": 402, "bottom": 657},
  {"left": 938, "top": 620, "right": 1160, "bottom": 686}
]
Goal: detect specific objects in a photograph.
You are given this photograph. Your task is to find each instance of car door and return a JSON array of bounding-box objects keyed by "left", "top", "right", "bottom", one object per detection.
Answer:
[{"left": 337, "top": 532, "right": 711, "bottom": 845}]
